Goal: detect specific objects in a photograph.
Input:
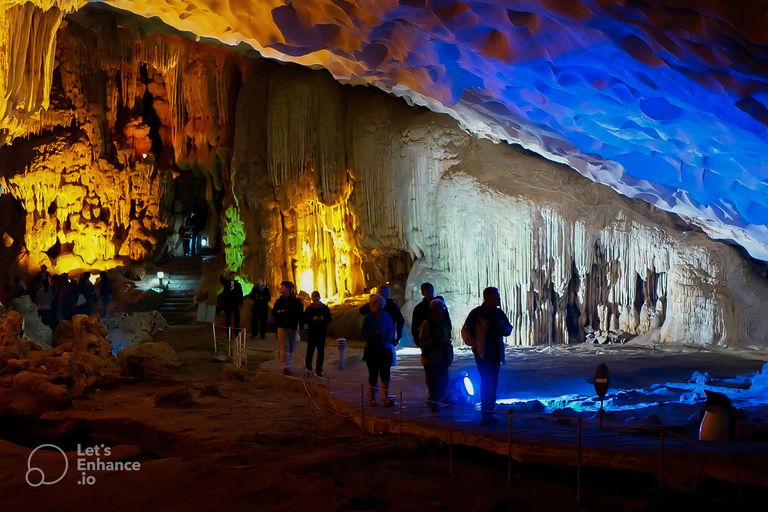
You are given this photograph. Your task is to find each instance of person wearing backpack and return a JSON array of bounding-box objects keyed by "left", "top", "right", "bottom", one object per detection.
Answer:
[
  {"left": 417, "top": 298, "right": 453, "bottom": 415},
  {"left": 461, "top": 287, "right": 513, "bottom": 425}
]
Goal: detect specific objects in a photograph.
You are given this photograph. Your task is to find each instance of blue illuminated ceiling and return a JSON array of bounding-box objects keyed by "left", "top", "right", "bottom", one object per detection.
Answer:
[{"left": 103, "top": 0, "right": 768, "bottom": 260}]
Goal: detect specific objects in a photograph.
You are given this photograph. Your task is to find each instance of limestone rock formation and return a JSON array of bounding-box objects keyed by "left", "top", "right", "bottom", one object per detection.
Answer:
[{"left": 0, "top": 310, "right": 119, "bottom": 417}]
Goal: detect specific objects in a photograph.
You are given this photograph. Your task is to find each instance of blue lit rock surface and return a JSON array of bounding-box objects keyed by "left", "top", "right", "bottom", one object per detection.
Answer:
[{"left": 92, "top": 0, "right": 768, "bottom": 261}]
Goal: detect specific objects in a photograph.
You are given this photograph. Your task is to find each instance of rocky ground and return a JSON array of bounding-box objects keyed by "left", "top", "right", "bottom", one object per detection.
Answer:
[{"left": 1, "top": 324, "right": 766, "bottom": 511}]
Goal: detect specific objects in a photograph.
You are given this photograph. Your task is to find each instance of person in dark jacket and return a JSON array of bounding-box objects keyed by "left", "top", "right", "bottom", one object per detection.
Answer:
[
  {"left": 359, "top": 284, "right": 404, "bottom": 344},
  {"left": 461, "top": 287, "right": 513, "bottom": 425},
  {"left": 76, "top": 272, "right": 96, "bottom": 316},
  {"left": 302, "top": 291, "right": 332, "bottom": 376},
  {"left": 417, "top": 299, "right": 452, "bottom": 414},
  {"left": 411, "top": 282, "right": 452, "bottom": 344},
  {"left": 272, "top": 281, "right": 304, "bottom": 375},
  {"left": 249, "top": 278, "right": 271, "bottom": 340},
  {"left": 219, "top": 270, "right": 244, "bottom": 329},
  {"left": 98, "top": 271, "right": 111, "bottom": 316}
]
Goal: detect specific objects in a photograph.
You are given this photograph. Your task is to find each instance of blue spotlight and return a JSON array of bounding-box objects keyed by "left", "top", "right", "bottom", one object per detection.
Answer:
[{"left": 448, "top": 371, "right": 477, "bottom": 407}]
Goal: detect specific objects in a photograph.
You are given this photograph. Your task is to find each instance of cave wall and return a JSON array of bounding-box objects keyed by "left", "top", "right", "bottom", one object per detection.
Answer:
[{"left": 1, "top": 3, "right": 767, "bottom": 349}]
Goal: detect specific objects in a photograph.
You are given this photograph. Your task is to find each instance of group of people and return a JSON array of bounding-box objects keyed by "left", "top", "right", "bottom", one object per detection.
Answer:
[
  {"left": 217, "top": 270, "right": 513, "bottom": 424},
  {"left": 0, "top": 265, "right": 112, "bottom": 330},
  {"left": 217, "top": 273, "right": 332, "bottom": 377}
]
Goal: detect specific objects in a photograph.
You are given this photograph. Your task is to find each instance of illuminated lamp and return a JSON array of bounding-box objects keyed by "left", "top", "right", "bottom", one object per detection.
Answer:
[
  {"left": 201, "top": 236, "right": 208, "bottom": 248},
  {"left": 89, "top": 274, "right": 97, "bottom": 285},
  {"left": 157, "top": 271, "right": 165, "bottom": 287},
  {"left": 447, "top": 371, "right": 476, "bottom": 407}
]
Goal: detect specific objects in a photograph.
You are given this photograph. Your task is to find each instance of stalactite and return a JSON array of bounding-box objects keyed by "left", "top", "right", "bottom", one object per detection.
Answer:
[
  {"left": 0, "top": 2, "right": 70, "bottom": 141},
  {"left": 267, "top": 68, "right": 348, "bottom": 204}
]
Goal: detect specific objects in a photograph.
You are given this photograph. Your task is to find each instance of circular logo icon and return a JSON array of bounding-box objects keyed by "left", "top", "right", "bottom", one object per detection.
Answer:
[{"left": 26, "top": 444, "right": 68, "bottom": 487}]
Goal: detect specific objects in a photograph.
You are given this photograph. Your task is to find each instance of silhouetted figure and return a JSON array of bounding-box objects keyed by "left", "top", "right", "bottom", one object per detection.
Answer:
[
  {"left": 272, "top": 281, "right": 304, "bottom": 375},
  {"left": 249, "top": 278, "right": 271, "bottom": 339},
  {"left": 418, "top": 299, "right": 452, "bottom": 414},
  {"left": 10, "top": 277, "right": 26, "bottom": 300},
  {"left": 461, "top": 287, "right": 513, "bottom": 425},
  {"left": 0, "top": 284, "right": 11, "bottom": 310},
  {"left": 36, "top": 280, "right": 55, "bottom": 328},
  {"left": 361, "top": 293, "right": 396, "bottom": 407},
  {"left": 179, "top": 219, "right": 193, "bottom": 257},
  {"left": 98, "top": 271, "right": 112, "bottom": 316},
  {"left": 219, "top": 270, "right": 244, "bottom": 329},
  {"left": 303, "top": 291, "right": 332, "bottom": 376},
  {"left": 77, "top": 272, "right": 96, "bottom": 315},
  {"left": 411, "top": 282, "right": 452, "bottom": 344},
  {"left": 359, "top": 284, "right": 404, "bottom": 345}
]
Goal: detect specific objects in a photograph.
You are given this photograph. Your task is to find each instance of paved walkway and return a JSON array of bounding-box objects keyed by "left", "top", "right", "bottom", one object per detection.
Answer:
[{"left": 236, "top": 333, "right": 768, "bottom": 490}]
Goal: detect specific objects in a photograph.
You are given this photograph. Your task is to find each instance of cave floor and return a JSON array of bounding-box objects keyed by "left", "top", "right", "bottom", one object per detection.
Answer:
[{"left": 2, "top": 324, "right": 767, "bottom": 511}]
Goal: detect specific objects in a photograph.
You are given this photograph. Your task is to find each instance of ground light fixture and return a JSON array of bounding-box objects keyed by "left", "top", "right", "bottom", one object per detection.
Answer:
[{"left": 448, "top": 370, "right": 476, "bottom": 407}]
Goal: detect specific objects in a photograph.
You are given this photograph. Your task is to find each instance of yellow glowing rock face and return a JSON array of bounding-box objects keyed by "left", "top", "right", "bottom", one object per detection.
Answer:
[{"left": 4, "top": 134, "right": 166, "bottom": 274}]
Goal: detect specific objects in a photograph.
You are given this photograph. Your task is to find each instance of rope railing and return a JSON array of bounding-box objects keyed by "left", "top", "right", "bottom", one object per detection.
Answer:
[{"left": 212, "top": 331, "right": 749, "bottom": 508}]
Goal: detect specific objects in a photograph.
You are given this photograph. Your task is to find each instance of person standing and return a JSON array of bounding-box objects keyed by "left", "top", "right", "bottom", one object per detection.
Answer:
[
  {"left": 461, "top": 287, "right": 513, "bottom": 425},
  {"left": 303, "top": 291, "right": 332, "bottom": 376},
  {"left": 219, "top": 270, "right": 244, "bottom": 330},
  {"left": 76, "top": 272, "right": 96, "bottom": 316},
  {"left": 411, "top": 282, "right": 452, "bottom": 344},
  {"left": 98, "top": 271, "right": 112, "bottom": 316},
  {"left": 361, "top": 294, "right": 396, "bottom": 407},
  {"left": 179, "top": 218, "right": 193, "bottom": 257},
  {"left": 417, "top": 299, "right": 452, "bottom": 414},
  {"left": 360, "top": 284, "right": 404, "bottom": 369},
  {"left": 36, "top": 280, "right": 55, "bottom": 328},
  {"left": 272, "top": 281, "right": 304, "bottom": 375},
  {"left": 249, "top": 278, "right": 271, "bottom": 340}
]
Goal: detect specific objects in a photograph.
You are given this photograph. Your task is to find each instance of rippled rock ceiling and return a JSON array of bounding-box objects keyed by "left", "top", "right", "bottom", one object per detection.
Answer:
[
  {"left": 89, "top": 0, "right": 768, "bottom": 262},
  {"left": 2, "top": 0, "right": 768, "bottom": 348}
]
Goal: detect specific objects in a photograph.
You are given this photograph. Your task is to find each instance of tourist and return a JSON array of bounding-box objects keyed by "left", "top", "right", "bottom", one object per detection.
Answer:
[
  {"left": 361, "top": 293, "right": 396, "bottom": 407},
  {"left": 219, "top": 270, "right": 244, "bottom": 330},
  {"left": 36, "top": 280, "right": 55, "bottom": 328},
  {"left": 98, "top": 271, "right": 111, "bottom": 316},
  {"left": 411, "top": 282, "right": 452, "bottom": 343},
  {"left": 249, "top": 278, "right": 271, "bottom": 340},
  {"left": 461, "top": 287, "right": 513, "bottom": 425},
  {"left": 272, "top": 281, "right": 303, "bottom": 375},
  {"left": 76, "top": 272, "right": 96, "bottom": 315},
  {"left": 359, "top": 284, "right": 404, "bottom": 369},
  {"left": 179, "top": 218, "right": 193, "bottom": 257},
  {"left": 359, "top": 284, "right": 404, "bottom": 345},
  {"left": 10, "top": 277, "right": 26, "bottom": 300},
  {"left": 417, "top": 299, "right": 452, "bottom": 414},
  {"left": 0, "top": 284, "right": 11, "bottom": 310},
  {"left": 302, "top": 291, "right": 332, "bottom": 377}
]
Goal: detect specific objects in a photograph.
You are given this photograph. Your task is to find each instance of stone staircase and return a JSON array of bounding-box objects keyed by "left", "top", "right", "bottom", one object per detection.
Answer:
[{"left": 157, "top": 257, "right": 202, "bottom": 325}]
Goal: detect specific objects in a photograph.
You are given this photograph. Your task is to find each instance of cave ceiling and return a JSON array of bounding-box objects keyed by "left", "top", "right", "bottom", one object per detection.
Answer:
[{"left": 7, "top": 0, "right": 768, "bottom": 261}]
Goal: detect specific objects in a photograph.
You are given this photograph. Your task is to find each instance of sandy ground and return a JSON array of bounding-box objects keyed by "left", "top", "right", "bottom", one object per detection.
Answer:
[{"left": 1, "top": 324, "right": 767, "bottom": 511}]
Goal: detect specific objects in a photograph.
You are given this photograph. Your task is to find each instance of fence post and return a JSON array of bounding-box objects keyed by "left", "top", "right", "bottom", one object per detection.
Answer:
[
  {"left": 399, "top": 390, "right": 403, "bottom": 446},
  {"left": 577, "top": 417, "right": 582, "bottom": 504},
  {"left": 212, "top": 323, "right": 217, "bottom": 354},
  {"left": 360, "top": 384, "right": 365, "bottom": 439},
  {"left": 449, "top": 406, "right": 453, "bottom": 476},
  {"left": 659, "top": 431, "right": 664, "bottom": 506},
  {"left": 325, "top": 381, "right": 329, "bottom": 437},
  {"left": 507, "top": 409, "right": 513, "bottom": 484}
]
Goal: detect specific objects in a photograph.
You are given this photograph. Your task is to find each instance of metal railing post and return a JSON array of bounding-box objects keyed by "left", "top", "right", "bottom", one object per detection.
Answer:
[
  {"left": 507, "top": 410, "right": 513, "bottom": 484},
  {"left": 449, "top": 406, "right": 453, "bottom": 476},
  {"left": 399, "top": 391, "right": 403, "bottom": 446},
  {"left": 577, "top": 417, "right": 582, "bottom": 504},
  {"left": 360, "top": 384, "right": 365, "bottom": 439},
  {"left": 659, "top": 431, "right": 665, "bottom": 506}
]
